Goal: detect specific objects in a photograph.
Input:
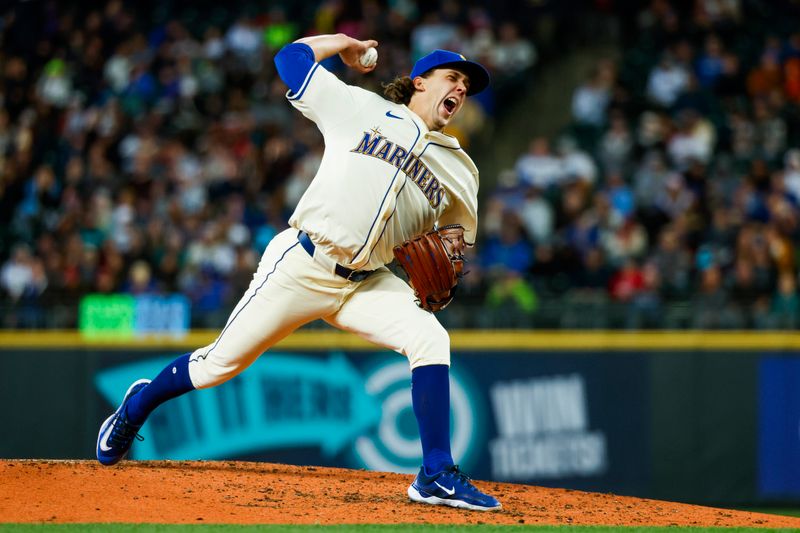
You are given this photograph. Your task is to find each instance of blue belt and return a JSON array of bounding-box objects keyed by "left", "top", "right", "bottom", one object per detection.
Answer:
[{"left": 297, "top": 230, "right": 374, "bottom": 282}]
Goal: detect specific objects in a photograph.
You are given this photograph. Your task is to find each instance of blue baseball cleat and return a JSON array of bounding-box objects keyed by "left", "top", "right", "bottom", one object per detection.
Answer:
[
  {"left": 96, "top": 379, "right": 150, "bottom": 466},
  {"left": 408, "top": 464, "right": 502, "bottom": 511}
]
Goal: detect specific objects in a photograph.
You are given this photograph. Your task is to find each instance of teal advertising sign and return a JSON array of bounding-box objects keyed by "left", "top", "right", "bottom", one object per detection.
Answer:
[
  {"left": 351, "top": 357, "right": 485, "bottom": 474},
  {"left": 95, "top": 353, "right": 381, "bottom": 459},
  {"left": 93, "top": 350, "right": 644, "bottom": 490},
  {"left": 94, "top": 351, "right": 484, "bottom": 473}
]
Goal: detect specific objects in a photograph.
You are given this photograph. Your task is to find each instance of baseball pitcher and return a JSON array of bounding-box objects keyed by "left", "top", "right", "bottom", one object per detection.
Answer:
[{"left": 96, "top": 32, "right": 499, "bottom": 511}]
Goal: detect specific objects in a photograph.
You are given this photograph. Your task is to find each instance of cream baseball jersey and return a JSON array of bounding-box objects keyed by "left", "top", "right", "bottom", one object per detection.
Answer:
[{"left": 287, "top": 63, "right": 479, "bottom": 271}]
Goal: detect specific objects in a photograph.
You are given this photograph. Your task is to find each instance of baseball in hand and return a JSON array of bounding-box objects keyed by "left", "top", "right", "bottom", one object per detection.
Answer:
[{"left": 359, "top": 47, "right": 378, "bottom": 68}]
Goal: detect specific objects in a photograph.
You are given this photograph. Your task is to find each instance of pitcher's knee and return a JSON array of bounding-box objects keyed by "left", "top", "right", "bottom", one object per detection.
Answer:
[
  {"left": 405, "top": 322, "right": 450, "bottom": 369},
  {"left": 187, "top": 345, "right": 249, "bottom": 389}
]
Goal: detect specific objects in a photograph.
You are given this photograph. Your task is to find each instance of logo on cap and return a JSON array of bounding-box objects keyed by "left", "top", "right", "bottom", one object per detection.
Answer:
[{"left": 410, "top": 49, "right": 491, "bottom": 96}]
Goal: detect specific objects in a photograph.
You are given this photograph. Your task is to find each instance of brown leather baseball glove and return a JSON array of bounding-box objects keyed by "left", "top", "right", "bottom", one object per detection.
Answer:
[{"left": 393, "top": 224, "right": 467, "bottom": 312}]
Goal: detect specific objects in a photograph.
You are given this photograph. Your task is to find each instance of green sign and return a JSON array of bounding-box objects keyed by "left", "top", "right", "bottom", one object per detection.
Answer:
[{"left": 79, "top": 294, "right": 135, "bottom": 339}]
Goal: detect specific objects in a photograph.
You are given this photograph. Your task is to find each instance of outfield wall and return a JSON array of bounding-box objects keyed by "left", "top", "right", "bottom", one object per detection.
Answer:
[{"left": 1, "top": 330, "right": 799, "bottom": 506}]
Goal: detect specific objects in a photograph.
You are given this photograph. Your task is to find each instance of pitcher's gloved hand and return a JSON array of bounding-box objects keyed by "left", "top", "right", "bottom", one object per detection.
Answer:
[{"left": 393, "top": 224, "right": 467, "bottom": 312}]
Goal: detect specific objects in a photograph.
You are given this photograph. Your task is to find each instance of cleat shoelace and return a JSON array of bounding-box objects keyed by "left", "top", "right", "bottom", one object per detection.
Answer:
[
  {"left": 107, "top": 413, "right": 144, "bottom": 449},
  {"left": 445, "top": 465, "right": 478, "bottom": 492}
]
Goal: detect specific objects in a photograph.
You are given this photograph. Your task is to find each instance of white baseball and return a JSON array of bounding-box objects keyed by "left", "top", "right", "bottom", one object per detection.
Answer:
[{"left": 359, "top": 47, "right": 378, "bottom": 68}]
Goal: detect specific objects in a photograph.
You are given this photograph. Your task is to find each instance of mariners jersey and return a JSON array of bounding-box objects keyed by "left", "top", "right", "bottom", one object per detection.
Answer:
[{"left": 286, "top": 62, "right": 479, "bottom": 271}]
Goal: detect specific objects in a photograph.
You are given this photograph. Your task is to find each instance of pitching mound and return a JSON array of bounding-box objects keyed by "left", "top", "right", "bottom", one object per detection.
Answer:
[{"left": 2, "top": 460, "right": 799, "bottom": 527}]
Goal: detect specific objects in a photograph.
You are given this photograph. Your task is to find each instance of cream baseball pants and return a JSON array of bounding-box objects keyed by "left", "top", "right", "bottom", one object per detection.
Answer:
[{"left": 188, "top": 228, "right": 450, "bottom": 388}]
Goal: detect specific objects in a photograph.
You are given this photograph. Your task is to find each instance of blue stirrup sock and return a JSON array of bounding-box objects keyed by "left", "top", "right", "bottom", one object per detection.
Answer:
[
  {"left": 125, "top": 353, "right": 195, "bottom": 425},
  {"left": 411, "top": 364, "right": 454, "bottom": 475}
]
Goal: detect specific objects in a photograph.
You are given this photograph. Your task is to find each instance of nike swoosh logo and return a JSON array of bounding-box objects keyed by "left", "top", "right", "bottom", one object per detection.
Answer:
[
  {"left": 434, "top": 481, "right": 455, "bottom": 496},
  {"left": 385, "top": 110, "right": 403, "bottom": 120},
  {"left": 99, "top": 416, "right": 116, "bottom": 452}
]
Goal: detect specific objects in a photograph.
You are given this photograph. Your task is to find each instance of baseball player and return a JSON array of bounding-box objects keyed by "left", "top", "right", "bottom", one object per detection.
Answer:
[{"left": 96, "top": 32, "right": 500, "bottom": 511}]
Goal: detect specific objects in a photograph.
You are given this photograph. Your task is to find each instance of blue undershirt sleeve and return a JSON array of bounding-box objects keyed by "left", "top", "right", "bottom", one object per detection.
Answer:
[{"left": 274, "top": 42, "right": 316, "bottom": 94}]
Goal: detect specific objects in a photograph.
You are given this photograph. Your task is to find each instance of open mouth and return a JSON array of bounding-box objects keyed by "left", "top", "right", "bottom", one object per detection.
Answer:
[{"left": 443, "top": 97, "right": 458, "bottom": 114}]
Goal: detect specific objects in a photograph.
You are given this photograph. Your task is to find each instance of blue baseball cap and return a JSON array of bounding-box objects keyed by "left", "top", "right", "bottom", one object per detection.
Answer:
[{"left": 410, "top": 50, "right": 490, "bottom": 96}]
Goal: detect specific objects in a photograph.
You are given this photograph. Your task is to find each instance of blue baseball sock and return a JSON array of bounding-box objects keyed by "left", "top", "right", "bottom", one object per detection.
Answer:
[
  {"left": 125, "top": 353, "right": 195, "bottom": 425},
  {"left": 411, "top": 364, "right": 454, "bottom": 475}
]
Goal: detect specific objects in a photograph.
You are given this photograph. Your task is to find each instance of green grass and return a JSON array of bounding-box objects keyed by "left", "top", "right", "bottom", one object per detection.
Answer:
[{"left": 1, "top": 526, "right": 799, "bottom": 533}]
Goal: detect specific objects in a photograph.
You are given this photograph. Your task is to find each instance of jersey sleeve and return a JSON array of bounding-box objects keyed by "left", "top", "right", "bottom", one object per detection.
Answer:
[
  {"left": 274, "top": 43, "right": 316, "bottom": 93},
  {"left": 284, "top": 59, "right": 367, "bottom": 133},
  {"left": 438, "top": 170, "right": 479, "bottom": 245}
]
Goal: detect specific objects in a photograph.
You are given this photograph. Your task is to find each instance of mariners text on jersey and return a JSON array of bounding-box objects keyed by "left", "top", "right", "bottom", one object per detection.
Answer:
[{"left": 351, "top": 130, "right": 446, "bottom": 208}]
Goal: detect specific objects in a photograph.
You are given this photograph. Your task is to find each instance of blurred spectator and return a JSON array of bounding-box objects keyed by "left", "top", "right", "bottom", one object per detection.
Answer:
[
  {"left": 782, "top": 148, "right": 800, "bottom": 199},
  {"left": 602, "top": 216, "right": 648, "bottom": 266},
  {"left": 695, "top": 34, "right": 725, "bottom": 89},
  {"left": 673, "top": 73, "right": 715, "bottom": 117},
  {"left": 516, "top": 186, "right": 554, "bottom": 244},
  {"left": 480, "top": 211, "right": 534, "bottom": 276},
  {"left": 558, "top": 135, "right": 598, "bottom": 185},
  {"left": 481, "top": 211, "right": 537, "bottom": 326},
  {"left": 609, "top": 258, "right": 645, "bottom": 302},
  {"left": 715, "top": 51, "right": 745, "bottom": 99},
  {"left": 490, "top": 22, "right": 537, "bottom": 76},
  {"left": 728, "top": 257, "right": 769, "bottom": 326},
  {"left": 410, "top": 12, "right": 459, "bottom": 60},
  {"left": 573, "top": 247, "right": 613, "bottom": 292},
  {"left": 0, "top": 243, "right": 48, "bottom": 328},
  {"left": 768, "top": 272, "right": 800, "bottom": 329},
  {"left": 37, "top": 58, "right": 73, "bottom": 108},
  {"left": 123, "top": 259, "right": 159, "bottom": 295},
  {"left": 562, "top": 187, "right": 602, "bottom": 257},
  {"left": 666, "top": 109, "right": 716, "bottom": 169},
  {"left": 784, "top": 55, "right": 800, "bottom": 103},
  {"left": 186, "top": 222, "right": 236, "bottom": 277},
  {"left": 626, "top": 260, "right": 663, "bottom": 329},
  {"left": 635, "top": 110, "right": 669, "bottom": 151},
  {"left": 17, "top": 164, "right": 61, "bottom": 227},
  {"left": 752, "top": 98, "right": 787, "bottom": 162},
  {"left": 225, "top": 16, "right": 263, "bottom": 64},
  {"left": 692, "top": 264, "right": 742, "bottom": 328},
  {"left": 646, "top": 53, "right": 690, "bottom": 108},
  {"left": 1, "top": 244, "right": 36, "bottom": 301},
  {"left": 515, "top": 137, "right": 563, "bottom": 189},
  {"left": 603, "top": 173, "right": 636, "bottom": 222},
  {"left": 728, "top": 109, "right": 757, "bottom": 162},
  {"left": 634, "top": 150, "right": 671, "bottom": 209},
  {"left": 652, "top": 225, "right": 692, "bottom": 298},
  {"left": 747, "top": 53, "right": 782, "bottom": 99},
  {"left": 598, "top": 113, "right": 634, "bottom": 177},
  {"left": 571, "top": 61, "right": 616, "bottom": 128},
  {"left": 655, "top": 173, "right": 695, "bottom": 220}
]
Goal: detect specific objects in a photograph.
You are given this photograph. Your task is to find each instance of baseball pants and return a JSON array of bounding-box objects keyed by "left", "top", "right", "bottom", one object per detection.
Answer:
[{"left": 188, "top": 228, "right": 450, "bottom": 389}]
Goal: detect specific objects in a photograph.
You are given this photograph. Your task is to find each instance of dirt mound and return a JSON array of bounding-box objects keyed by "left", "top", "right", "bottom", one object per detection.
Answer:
[{"left": 1, "top": 460, "right": 799, "bottom": 527}]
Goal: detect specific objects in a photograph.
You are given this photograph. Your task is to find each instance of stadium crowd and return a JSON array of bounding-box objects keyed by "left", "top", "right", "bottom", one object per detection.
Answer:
[
  {"left": 3, "top": 0, "right": 800, "bottom": 330},
  {"left": 474, "top": 0, "right": 800, "bottom": 329},
  {"left": 0, "top": 0, "right": 537, "bottom": 328}
]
